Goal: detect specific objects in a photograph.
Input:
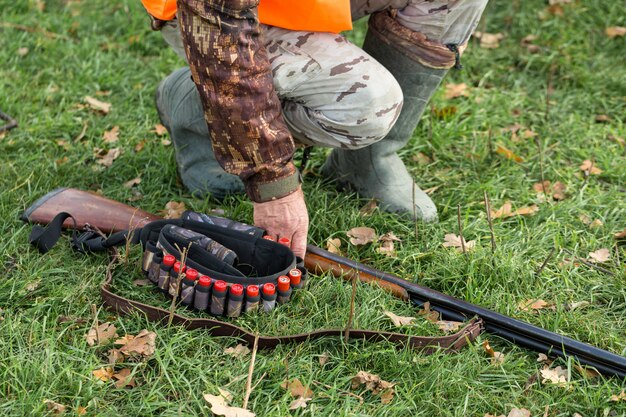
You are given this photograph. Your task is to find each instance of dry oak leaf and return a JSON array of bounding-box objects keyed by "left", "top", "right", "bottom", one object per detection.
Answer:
[
  {"left": 103, "top": 126, "right": 120, "bottom": 143},
  {"left": 359, "top": 199, "right": 378, "bottom": 216},
  {"left": 418, "top": 301, "right": 440, "bottom": 323},
  {"left": 384, "top": 311, "right": 416, "bottom": 327},
  {"left": 92, "top": 367, "right": 114, "bottom": 382},
  {"left": 377, "top": 232, "right": 401, "bottom": 257},
  {"left": 114, "top": 329, "right": 156, "bottom": 357},
  {"left": 86, "top": 322, "right": 118, "bottom": 346},
  {"left": 532, "top": 181, "right": 566, "bottom": 201},
  {"left": 444, "top": 83, "right": 470, "bottom": 99},
  {"left": 588, "top": 248, "right": 610, "bottom": 264},
  {"left": 579, "top": 159, "right": 602, "bottom": 175},
  {"left": 318, "top": 352, "right": 329, "bottom": 366},
  {"left": 436, "top": 320, "right": 464, "bottom": 333},
  {"left": 537, "top": 353, "right": 549, "bottom": 363},
  {"left": 474, "top": 31, "right": 505, "bottom": 49},
  {"left": 411, "top": 152, "right": 432, "bottom": 165},
  {"left": 84, "top": 96, "right": 111, "bottom": 114},
  {"left": 615, "top": 228, "right": 626, "bottom": 239},
  {"left": 162, "top": 201, "right": 186, "bottom": 219},
  {"left": 606, "top": 26, "right": 626, "bottom": 38},
  {"left": 18, "top": 47, "right": 29, "bottom": 56},
  {"left": 495, "top": 145, "right": 523, "bottom": 163},
  {"left": 43, "top": 399, "right": 67, "bottom": 415},
  {"left": 94, "top": 147, "right": 121, "bottom": 167},
  {"left": 351, "top": 371, "right": 395, "bottom": 403},
  {"left": 151, "top": 123, "right": 168, "bottom": 136},
  {"left": 540, "top": 365, "right": 568, "bottom": 386},
  {"left": 123, "top": 177, "right": 141, "bottom": 189},
  {"left": 203, "top": 393, "right": 255, "bottom": 417},
  {"left": 347, "top": 227, "right": 377, "bottom": 246},
  {"left": 326, "top": 238, "right": 342, "bottom": 255},
  {"left": 76, "top": 406, "right": 87, "bottom": 416},
  {"left": 491, "top": 202, "right": 539, "bottom": 219},
  {"left": 107, "top": 348, "right": 124, "bottom": 365},
  {"left": 289, "top": 397, "right": 311, "bottom": 410},
  {"left": 610, "top": 390, "right": 626, "bottom": 402},
  {"left": 574, "top": 364, "right": 600, "bottom": 379},
  {"left": 507, "top": 409, "right": 531, "bottom": 417},
  {"left": 520, "top": 34, "right": 540, "bottom": 53},
  {"left": 224, "top": 344, "right": 250, "bottom": 358},
  {"left": 518, "top": 299, "right": 552, "bottom": 312},
  {"left": 25, "top": 281, "right": 40, "bottom": 292},
  {"left": 112, "top": 368, "right": 137, "bottom": 388},
  {"left": 281, "top": 378, "right": 314, "bottom": 399},
  {"left": 442, "top": 233, "right": 476, "bottom": 252}
]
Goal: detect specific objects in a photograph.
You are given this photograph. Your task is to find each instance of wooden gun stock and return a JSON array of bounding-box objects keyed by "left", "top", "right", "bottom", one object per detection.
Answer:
[
  {"left": 21, "top": 188, "right": 626, "bottom": 378},
  {"left": 21, "top": 188, "right": 160, "bottom": 233}
]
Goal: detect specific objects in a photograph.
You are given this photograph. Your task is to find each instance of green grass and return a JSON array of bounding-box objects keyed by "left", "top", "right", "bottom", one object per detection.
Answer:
[{"left": 1, "top": 0, "right": 625, "bottom": 415}]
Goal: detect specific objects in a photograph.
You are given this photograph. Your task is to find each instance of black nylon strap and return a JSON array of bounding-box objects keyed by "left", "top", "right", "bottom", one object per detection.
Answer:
[{"left": 29, "top": 212, "right": 77, "bottom": 254}]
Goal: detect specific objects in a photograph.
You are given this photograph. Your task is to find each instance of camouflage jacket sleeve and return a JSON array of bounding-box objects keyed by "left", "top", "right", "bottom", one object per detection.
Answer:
[{"left": 177, "top": 0, "right": 299, "bottom": 202}]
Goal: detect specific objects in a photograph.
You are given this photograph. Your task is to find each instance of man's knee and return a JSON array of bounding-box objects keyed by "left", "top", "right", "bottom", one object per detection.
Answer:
[{"left": 314, "top": 68, "right": 404, "bottom": 149}]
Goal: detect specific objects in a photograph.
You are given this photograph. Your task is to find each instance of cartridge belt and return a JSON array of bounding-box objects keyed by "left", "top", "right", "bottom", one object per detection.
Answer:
[{"left": 28, "top": 210, "right": 483, "bottom": 353}]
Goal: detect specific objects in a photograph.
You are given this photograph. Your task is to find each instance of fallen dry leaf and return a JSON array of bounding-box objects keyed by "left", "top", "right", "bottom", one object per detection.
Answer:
[
  {"left": 43, "top": 399, "right": 66, "bottom": 415},
  {"left": 347, "top": 227, "right": 377, "bottom": 246},
  {"left": 351, "top": 371, "right": 395, "bottom": 403},
  {"left": 508, "top": 409, "right": 531, "bottom": 417},
  {"left": 86, "top": 322, "right": 118, "bottom": 346},
  {"left": 151, "top": 124, "right": 168, "bottom": 136},
  {"left": 606, "top": 26, "right": 626, "bottom": 38},
  {"left": 203, "top": 393, "right": 255, "bottom": 417},
  {"left": 384, "top": 311, "right": 416, "bottom": 327},
  {"left": 574, "top": 364, "right": 600, "bottom": 379},
  {"left": 319, "top": 352, "right": 329, "bottom": 366},
  {"left": 595, "top": 114, "right": 611, "bottom": 123},
  {"left": 114, "top": 329, "right": 156, "bottom": 357},
  {"left": 442, "top": 233, "right": 476, "bottom": 252},
  {"left": 589, "top": 219, "right": 603, "bottom": 228},
  {"left": 411, "top": 152, "right": 432, "bottom": 165},
  {"left": 103, "top": 126, "right": 120, "bottom": 143},
  {"left": 436, "top": 320, "right": 464, "bottom": 333},
  {"left": 107, "top": 348, "right": 124, "bottom": 365},
  {"left": 112, "top": 368, "right": 136, "bottom": 388},
  {"left": 474, "top": 31, "right": 505, "bottom": 49},
  {"left": 289, "top": 397, "right": 311, "bottom": 410},
  {"left": 224, "top": 344, "right": 250, "bottom": 358},
  {"left": 491, "top": 202, "right": 538, "bottom": 219},
  {"left": 579, "top": 159, "right": 602, "bottom": 175},
  {"left": 518, "top": 299, "right": 552, "bottom": 312},
  {"left": 123, "top": 177, "right": 141, "bottom": 189},
  {"left": 588, "top": 248, "right": 610, "bottom": 264},
  {"left": 76, "top": 406, "right": 87, "bottom": 416},
  {"left": 162, "top": 201, "right": 186, "bottom": 219},
  {"left": 161, "top": 139, "right": 171, "bottom": 146},
  {"left": 520, "top": 34, "right": 540, "bottom": 53},
  {"left": 281, "top": 378, "right": 314, "bottom": 399},
  {"left": 444, "top": 83, "right": 470, "bottom": 100},
  {"left": 565, "top": 300, "right": 590, "bottom": 311},
  {"left": 94, "top": 147, "right": 121, "bottom": 167},
  {"left": 483, "top": 340, "right": 505, "bottom": 365},
  {"left": 359, "top": 199, "right": 378, "bottom": 216},
  {"left": 610, "top": 390, "right": 626, "bottom": 402},
  {"left": 608, "top": 134, "right": 625, "bottom": 146},
  {"left": 132, "top": 279, "right": 151, "bottom": 287},
  {"left": 537, "top": 353, "right": 549, "bottom": 363},
  {"left": 84, "top": 96, "right": 111, "bottom": 114},
  {"left": 92, "top": 367, "right": 114, "bottom": 382},
  {"left": 25, "top": 281, "right": 39, "bottom": 292},
  {"left": 540, "top": 365, "right": 568, "bottom": 386},
  {"left": 377, "top": 232, "right": 401, "bottom": 257},
  {"left": 495, "top": 145, "right": 523, "bottom": 163},
  {"left": 417, "top": 301, "right": 439, "bottom": 323},
  {"left": 18, "top": 47, "right": 29, "bottom": 57},
  {"left": 326, "top": 238, "right": 342, "bottom": 255},
  {"left": 615, "top": 228, "right": 626, "bottom": 239},
  {"left": 134, "top": 140, "right": 146, "bottom": 153},
  {"left": 532, "top": 181, "right": 566, "bottom": 201}
]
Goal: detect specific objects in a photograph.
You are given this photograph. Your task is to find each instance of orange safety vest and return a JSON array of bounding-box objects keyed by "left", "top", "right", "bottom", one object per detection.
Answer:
[{"left": 141, "top": 0, "right": 352, "bottom": 33}]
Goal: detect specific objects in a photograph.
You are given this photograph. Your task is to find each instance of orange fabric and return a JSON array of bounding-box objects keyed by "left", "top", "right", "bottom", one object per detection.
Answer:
[{"left": 140, "top": 0, "right": 352, "bottom": 33}]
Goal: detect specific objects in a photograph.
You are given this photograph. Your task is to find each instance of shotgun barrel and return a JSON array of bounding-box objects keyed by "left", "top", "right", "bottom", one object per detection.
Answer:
[{"left": 22, "top": 188, "right": 626, "bottom": 377}]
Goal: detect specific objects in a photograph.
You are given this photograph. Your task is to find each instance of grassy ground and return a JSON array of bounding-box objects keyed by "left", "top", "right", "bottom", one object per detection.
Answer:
[{"left": 1, "top": 0, "right": 625, "bottom": 415}]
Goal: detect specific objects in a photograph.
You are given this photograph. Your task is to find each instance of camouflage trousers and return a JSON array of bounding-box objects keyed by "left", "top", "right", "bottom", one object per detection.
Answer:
[{"left": 161, "top": 0, "right": 488, "bottom": 149}]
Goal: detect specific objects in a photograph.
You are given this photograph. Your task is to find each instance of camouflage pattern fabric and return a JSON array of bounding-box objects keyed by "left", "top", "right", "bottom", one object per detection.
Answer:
[
  {"left": 169, "top": 0, "right": 488, "bottom": 199},
  {"left": 177, "top": 0, "right": 299, "bottom": 203}
]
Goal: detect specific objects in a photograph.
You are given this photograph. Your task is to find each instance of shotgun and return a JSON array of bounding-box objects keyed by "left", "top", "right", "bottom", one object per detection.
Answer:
[{"left": 22, "top": 188, "right": 626, "bottom": 378}]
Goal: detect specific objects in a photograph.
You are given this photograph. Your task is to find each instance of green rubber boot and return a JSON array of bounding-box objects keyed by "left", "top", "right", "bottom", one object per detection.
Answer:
[
  {"left": 321, "top": 18, "right": 448, "bottom": 222},
  {"left": 156, "top": 67, "right": 245, "bottom": 199}
]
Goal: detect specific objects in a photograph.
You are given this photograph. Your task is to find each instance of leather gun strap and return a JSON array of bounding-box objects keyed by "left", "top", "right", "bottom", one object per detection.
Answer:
[{"left": 101, "top": 252, "right": 483, "bottom": 353}]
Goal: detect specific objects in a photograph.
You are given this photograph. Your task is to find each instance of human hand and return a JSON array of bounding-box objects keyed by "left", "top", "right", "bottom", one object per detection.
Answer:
[{"left": 253, "top": 187, "right": 309, "bottom": 259}]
